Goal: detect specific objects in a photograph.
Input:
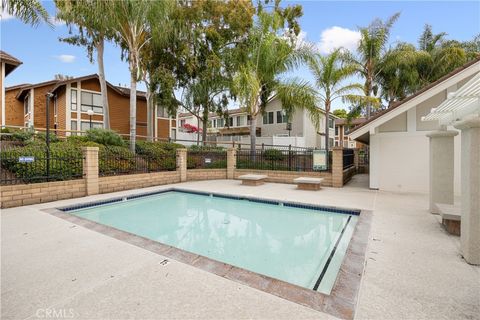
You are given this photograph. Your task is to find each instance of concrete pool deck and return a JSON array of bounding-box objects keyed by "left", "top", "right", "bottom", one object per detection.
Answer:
[{"left": 2, "top": 175, "right": 479, "bottom": 319}]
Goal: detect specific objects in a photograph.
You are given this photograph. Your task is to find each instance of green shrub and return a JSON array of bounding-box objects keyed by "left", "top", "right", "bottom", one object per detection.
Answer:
[
  {"left": 0, "top": 142, "right": 84, "bottom": 183},
  {"left": 34, "top": 132, "right": 60, "bottom": 143},
  {"left": 263, "top": 149, "right": 285, "bottom": 161},
  {"left": 12, "top": 128, "right": 35, "bottom": 142},
  {"left": 85, "top": 129, "right": 125, "bottom": 147}
]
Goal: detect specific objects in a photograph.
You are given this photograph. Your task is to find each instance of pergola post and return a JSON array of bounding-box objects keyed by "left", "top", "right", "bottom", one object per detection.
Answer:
[
  {"left": 426, "top": 129, "right": 458, "bottom": 214},
  {"left": 454, "top": 117, "right": 480, "bottom": 265}
]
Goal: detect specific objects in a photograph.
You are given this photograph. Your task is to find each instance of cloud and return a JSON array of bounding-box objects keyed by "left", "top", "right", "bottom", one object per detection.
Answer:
[
  {"left": 294, "top": 30, "right": 308, "bottom": 49},
  {"left": 0, "top": 7, "right": 14, "bottom": 21},
  {"left": 55, "top": 55, "right": 76, "bottom": 63},
  {"left": 49, "top": 17, "right": 65, "bottom": 26},
  {"left": 318, "top": 26, "right": 361, "bottom": 54}
]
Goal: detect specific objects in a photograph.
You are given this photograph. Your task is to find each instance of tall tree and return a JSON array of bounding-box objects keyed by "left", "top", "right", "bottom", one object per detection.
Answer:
[
  {"left": 56, "top": 0, "right": 113, "bottom": 128},
  {"left": 377, "top": 43, "right": 421, "bottom": 105},
  {"left": 348, "top": 13, "right": 400, "bottom": 118},
  {"left": 232, "top": 8, "right": 319, "bottom": 152},
  {"left": 107, "top": 0, "right": 171, "bottom": 152},
  {"left": 307, "top": 49, "right": 364, "bottom": 151},
  {"left": 172, "top": 0, "right": 254, "bottom": 144},
  {"left": 1, "top": 0, "right": 50, "bottom": 27}
]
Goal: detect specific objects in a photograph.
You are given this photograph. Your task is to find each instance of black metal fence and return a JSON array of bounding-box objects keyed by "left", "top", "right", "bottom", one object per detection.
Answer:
[
  {"left": 99, "top": 149, "right": 177, "bottom": 176},
  {"left": 0, "top": 147, "right": 83, "bottom": 185},
  {"left": 187, "top": 148, "right": 227, "bottom": 169},
  {"left": 236, "top": 148, "right": 330, "bottom": 172},
  {"left": 343, "top": 149, "right": 355, "bottom": 169}
]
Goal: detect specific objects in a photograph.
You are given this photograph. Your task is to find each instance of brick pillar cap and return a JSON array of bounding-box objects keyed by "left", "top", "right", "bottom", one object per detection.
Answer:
[
  {"left": 81, "top": 146, "right": 99, "bottom": 151},
  {"left": 332, "top": 146, "right": 343, "bottom": 150}
]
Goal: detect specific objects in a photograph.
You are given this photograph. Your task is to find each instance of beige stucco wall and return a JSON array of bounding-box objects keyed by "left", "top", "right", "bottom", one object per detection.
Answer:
[{"left": 378, "top": 112, "right": 407, "bottom": 132}]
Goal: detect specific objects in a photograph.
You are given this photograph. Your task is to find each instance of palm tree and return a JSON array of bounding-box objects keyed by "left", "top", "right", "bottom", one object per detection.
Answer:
[
  {"left": 348, "top": 13, "right": 400, "bottom": 118},
  {"left": 107, "top": 0, "right": 171, "bottom": 152},
  {"left": 1, "top": 0, "right": 50, "bottom": 27},
  {"left": 418, "top": 24, "right": 446, "bottom": 53},
  {"left": 307, "top": 49, "right": 364, "bottom": 151},
  {"left": 416, "top": 25, "right": 468, "bottom": 85},
  {"left": 232, "top": 11, "right": 318, "bottom": 152},
  {"left": 56, "top": 0, "right": 112, "bottom": 128},
  {"left": 377, "top": 43, "right": 421, "bottom": 105}
]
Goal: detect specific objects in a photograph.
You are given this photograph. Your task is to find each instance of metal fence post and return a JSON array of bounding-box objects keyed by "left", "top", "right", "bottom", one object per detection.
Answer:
[{"left": 288, "top": 145, "right": 292, "bottom": 171}]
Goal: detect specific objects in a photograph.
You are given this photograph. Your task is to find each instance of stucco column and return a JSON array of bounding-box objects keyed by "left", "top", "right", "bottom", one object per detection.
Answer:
[
  {"left": 426, "top": 130, "right": 458, "bottom": 214},
  {"left": 454, "top": 117, "right": 480, "bottom": 265},
  {"left": 227, "top": 148, "right": 236, "bottom": 179},
  {"left": 332, "top": 147, "right": 343, "bottom": 188},
  {"left": 82, "top": 147, "right": 99, "bottom": 196},
  {"left": 176, "top": 148, "right": 187, "bottom": 182}
]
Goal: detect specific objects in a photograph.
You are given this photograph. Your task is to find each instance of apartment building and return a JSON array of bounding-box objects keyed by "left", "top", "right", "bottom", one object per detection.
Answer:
[
  {"left": 3, "top": 72, "right": 175, "bottom": 139},
  {"left": 1, "top": 51, "right": 22, "bottom": 127},
  {"left": 334, "top": 118, "right": 367, "bottom": 148},
  {"left": 177, "top": 96, "right": 337, "bottom": 148}
]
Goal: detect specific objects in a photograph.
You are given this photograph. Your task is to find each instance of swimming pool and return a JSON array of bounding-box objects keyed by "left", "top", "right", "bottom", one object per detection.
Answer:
[{"left": 64, "top": 190, "right": 358, "bottom": 294}]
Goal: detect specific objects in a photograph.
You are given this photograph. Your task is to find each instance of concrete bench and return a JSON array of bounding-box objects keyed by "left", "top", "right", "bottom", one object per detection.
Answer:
[
  {"left": 293, "top": 177, "right": 324, "bottom": 191},
  {"left": 238, "top": 174, "right": 268, "bottom": 186},
  {"left": 437, "top": 203, "right": 461, "bottom": 236}
]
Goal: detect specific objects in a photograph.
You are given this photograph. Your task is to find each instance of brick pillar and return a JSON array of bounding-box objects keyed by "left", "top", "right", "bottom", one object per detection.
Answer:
[
  {"left": 176, "top": 148, "right": 187, "bottom": 182},
  {"left": 332, "top": 147, "right": 343, "bottom": 188},
  {"left": 82, "top": 147, "right": 99, "bottom": 195},
  {"left": 227, "top": 148, "right": 236, "bottom": 179}
]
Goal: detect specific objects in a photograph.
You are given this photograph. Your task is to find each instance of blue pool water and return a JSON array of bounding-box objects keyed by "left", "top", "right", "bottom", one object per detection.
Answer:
[{"left": 69, "top": 191, "right": 358, "bottom": 294}]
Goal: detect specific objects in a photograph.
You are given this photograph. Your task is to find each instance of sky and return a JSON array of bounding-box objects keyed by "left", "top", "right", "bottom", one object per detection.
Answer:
[{"left": 1, "top": 0, "right": 479, "bottom": 111}]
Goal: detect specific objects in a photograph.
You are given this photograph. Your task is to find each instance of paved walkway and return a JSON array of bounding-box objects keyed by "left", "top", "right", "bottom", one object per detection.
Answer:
[{"left": 1, "top": 176, "right": 479, "bottom": 319}]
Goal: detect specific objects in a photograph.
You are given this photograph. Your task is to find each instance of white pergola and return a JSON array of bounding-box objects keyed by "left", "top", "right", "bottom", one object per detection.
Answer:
[
  {"left": 423, "top": 72, "right": 480, "bottom": 265},
  {"left": 423, "top": 72, "right": 480, "bottom": 124}
]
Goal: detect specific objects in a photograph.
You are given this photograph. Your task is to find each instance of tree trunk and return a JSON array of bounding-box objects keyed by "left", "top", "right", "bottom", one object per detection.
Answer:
[
  {"left": 129, "top": 61, "right": 137, "bottom": 153},
  {"left": 325, "top": 101, "right": 330, "bottom": 152},
  {"left": 146, "top": 86, "right": 153, "bottom": 142},
  {"left": 249, "top": 114, "right": 256, "bottom": 153},
  {"left": 96, "top": 38, "right": 110, "bottom": 129},
  {"left": 196, "top": 117, "right": 200, "bottom": 146},
  {"left": 202, "top": 107, "right": 208, "bottom": 146}
]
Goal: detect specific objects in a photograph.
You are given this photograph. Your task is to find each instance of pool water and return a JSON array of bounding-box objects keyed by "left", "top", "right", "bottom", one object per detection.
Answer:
[{"left": 70, "top": 191, "right": 358, "bottom": 294}]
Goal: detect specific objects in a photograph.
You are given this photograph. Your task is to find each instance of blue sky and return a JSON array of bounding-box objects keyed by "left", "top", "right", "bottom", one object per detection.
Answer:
[{"left": 1, "top": 0, "right": 479, "bottom": 110}]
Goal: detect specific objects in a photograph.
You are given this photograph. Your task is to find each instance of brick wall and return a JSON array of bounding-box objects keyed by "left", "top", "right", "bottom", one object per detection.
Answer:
[
  {"left": 234, "top": 169, "right": 332, "bottom": 186},
  {"left": 187, "top": 169, "right": 227, "bottom": 181},
  {"left": 4, "top": 87, "right": 24, "bottom": 126},
  {"left": 98, "top": 171, "right": 180, "bottom": 194},
  {"left": 0, "top": 179, "right": 86, "bottom": 208}
]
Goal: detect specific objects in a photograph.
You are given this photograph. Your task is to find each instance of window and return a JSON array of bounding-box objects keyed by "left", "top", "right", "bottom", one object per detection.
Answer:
[
  {"left": 71, "top": 120, "right": 77, "bottom": 135},
  {"left": 236, "top": 116, "right": 244, "bottom": 127},
  {"left": 263, "top": 112, "right": 274, "bottom": 124},
  {"left": 329, "top": 117, "right": 334, "bottom": 128},
  {"left": 217, "top": 118, "right": 224, "bottom": 127},
  {"left": 81, "top": 121, "right": 103, "bottom": 131},
  {"left": 335, "top": 126, "right": 339, "bottom": 136},
  {"left": 180, "top": 119, "right": 186, "bottom": 127},
  {"left": 329, "top": 138, "right": 334, "bottom": 148},
  {"left": 157, "top": 106, "right": 168, "bottom": 118},
  {"left": 70, "top": 89, "right": 77, "bottom": 111},
  {"left": 276, "top": 111, "right": 287, "bottom": 124},
  {"left": 228, "top": 117, "right": 233, "bottom": 127},
  {"left": 24, "top": 94, "right": 29, "bottom": 115},
  {"left": 80, "top": 91, "right": 103, "bottom": 114}
]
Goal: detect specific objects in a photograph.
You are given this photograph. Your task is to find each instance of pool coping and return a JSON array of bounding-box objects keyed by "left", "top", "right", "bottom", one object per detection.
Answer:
[{"left": 42, "top": 188, "right": 372, "bottom": 320}]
